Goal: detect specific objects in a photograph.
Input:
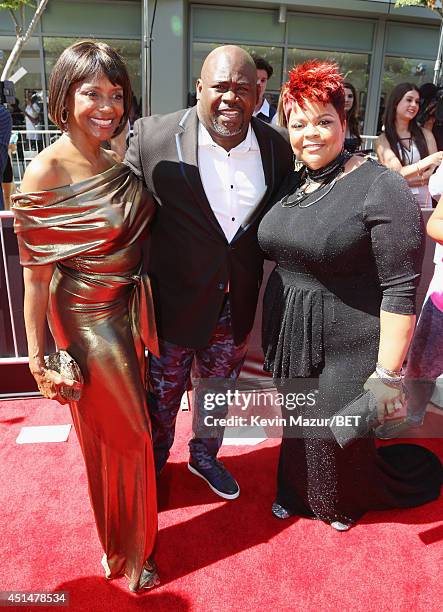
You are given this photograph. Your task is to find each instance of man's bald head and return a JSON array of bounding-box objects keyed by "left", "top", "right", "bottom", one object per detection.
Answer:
[
  {"left": 196, "top": 45, "right": 259, "bottom": 151},
  {"left": 200, "top": 45, "right": 257, "bottom": 83}
]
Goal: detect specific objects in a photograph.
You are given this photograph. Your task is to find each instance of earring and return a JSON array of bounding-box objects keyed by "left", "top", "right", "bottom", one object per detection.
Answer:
[{"left": 61, "top": 108, "right": 69, "bottom": 124}]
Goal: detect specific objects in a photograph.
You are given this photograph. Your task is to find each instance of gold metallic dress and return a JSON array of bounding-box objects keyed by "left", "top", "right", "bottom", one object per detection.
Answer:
[{"left": 12, "top": 163, "right": 159, "bottom": 591}]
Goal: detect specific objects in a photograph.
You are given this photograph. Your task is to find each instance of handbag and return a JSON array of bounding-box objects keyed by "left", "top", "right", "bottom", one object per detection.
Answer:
[
  {"left": 44, "top": 349, "right": 84, "bottom": 401},
  {"left": 329, "top": 390, "right": 379, "bottom": 449}
]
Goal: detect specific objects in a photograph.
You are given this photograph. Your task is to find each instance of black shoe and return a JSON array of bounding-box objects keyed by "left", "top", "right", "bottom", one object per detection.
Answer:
[
  {"left": 271, "top": 502, "right": 294, "bottom": 519},
  {"left": 188, "top": 459, "right": 240, "bottom": 500},
  {"left": 375, "top": 418, "right": 423, "bottom": 440}
]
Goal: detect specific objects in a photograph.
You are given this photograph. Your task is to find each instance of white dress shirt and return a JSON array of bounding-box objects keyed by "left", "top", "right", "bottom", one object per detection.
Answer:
[
  {"left": 253, "top": 98, "right": 278, "bottom": 126},
  {"left": 198, "top": 122, "right": 266, "bottom": 243}
]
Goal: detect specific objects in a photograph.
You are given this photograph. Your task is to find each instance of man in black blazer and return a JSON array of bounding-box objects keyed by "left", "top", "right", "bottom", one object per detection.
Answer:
[{"left": 125, "top": 45, "right": 292, "bottom": 499}]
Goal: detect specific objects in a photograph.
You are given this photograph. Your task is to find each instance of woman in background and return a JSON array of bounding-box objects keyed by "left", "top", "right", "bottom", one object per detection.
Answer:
[
  {"left": 376, "top": 82, "right": 443, "bottom": 207},
  {"left": 12, "top": 41, "right": 159, "bottom": 592},
  {"left": 275, "top": 84, "right": 289, "bottom": 129},
  {"left": 377, "top": 159, "right": 443, "bottom": 439},
  {"left": 343, "top": 81, "right": 362, "bottom": 153}
]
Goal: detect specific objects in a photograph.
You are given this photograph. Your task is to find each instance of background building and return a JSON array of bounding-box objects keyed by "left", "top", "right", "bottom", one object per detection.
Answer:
[{"left": 0, "top": 0, "right": 441, "bottom": 134}]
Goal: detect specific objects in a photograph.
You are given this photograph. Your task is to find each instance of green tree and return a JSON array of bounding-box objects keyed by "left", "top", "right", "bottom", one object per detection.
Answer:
[
  {"left": 395, "top": 0, "right": 443, "bottom": 18},
  {"left": 0, "top": 0, "right": 49, "bottom": 81}
]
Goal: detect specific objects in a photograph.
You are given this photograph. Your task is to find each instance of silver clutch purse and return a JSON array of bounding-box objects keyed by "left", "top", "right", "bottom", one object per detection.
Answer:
[{"left": 44, "top": 349, "right": 84, "bottom": 401}]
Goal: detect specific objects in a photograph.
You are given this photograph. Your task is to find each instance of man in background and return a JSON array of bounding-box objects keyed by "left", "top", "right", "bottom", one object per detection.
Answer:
[
  {"left": 0, "top": 103, "right": 12, "bottom": 210},
  {"left": 418, "top": 82, "right": 443, "bottom": 151},
  {"left": 253, "top": 56, "right": 277, "bottom": 125},
  {"left": 24, "top": 92, "right": 43, "bottom": 153}
]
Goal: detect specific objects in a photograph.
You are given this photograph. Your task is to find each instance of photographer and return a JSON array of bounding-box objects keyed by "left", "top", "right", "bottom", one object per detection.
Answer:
[
  {"left": 24, "top": 91, "right": 43, "bottom": 153},
  {"left": 418, "top": 82, "right": 443, "bottom": 151}
]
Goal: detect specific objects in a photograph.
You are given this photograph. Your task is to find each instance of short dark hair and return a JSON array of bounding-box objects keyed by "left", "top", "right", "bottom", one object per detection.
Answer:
[
  {"left": 253, "top": 56, "right": 273, "bottom": 79},
  {"left": 48, "top": 40, "right": 131, "bottom": 137}
]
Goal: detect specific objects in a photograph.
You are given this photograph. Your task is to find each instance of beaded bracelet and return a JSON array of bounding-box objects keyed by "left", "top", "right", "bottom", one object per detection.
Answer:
[{"left": 375, "top": 363, "right": 404, "bottom": 389}]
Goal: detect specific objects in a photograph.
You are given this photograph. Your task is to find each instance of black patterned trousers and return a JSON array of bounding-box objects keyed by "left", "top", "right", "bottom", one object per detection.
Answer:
[{"left": 148, "top": 297, "right": 248, "bottom": 473}]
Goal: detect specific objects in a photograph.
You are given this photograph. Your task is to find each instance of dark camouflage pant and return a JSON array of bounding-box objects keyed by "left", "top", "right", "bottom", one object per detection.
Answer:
[{"left": 148, "top": 297, "right": 248, "bottom": 472}]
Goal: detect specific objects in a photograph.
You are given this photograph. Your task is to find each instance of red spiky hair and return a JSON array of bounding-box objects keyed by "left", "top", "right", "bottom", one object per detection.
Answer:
[{"left": 282, "top": 60, "right": 345, "bottom": 124}]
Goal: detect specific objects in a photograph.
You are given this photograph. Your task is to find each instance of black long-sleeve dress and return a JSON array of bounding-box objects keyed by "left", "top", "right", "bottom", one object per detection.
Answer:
[{"left": 258, "top": 159, "right": 442, "bottom": 525}]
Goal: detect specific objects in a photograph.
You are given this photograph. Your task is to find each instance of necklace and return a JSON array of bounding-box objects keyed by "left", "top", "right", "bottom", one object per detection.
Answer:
[{"left": 281, "top": 149, "right": 351, "bottom": 208}]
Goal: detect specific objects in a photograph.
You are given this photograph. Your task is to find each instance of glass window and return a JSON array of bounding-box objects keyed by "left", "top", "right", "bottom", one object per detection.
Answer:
[
  {"left": 286, "top": 49, "right": 371, "bottom": 127},
  {"left": 382, "top": 55, "right": 434, "bottom": 100},
  {"left": 42, "top": 37, "right": 142, "bottom": 125},
  {"left": 191, "top": 42, "right": 283, "bottom": 104},
  {"left": 0, "top": 36, "right": 43, "bottom": 130},
  {"left": 377, "top": 56, "right": 436, "bottom": 134}
]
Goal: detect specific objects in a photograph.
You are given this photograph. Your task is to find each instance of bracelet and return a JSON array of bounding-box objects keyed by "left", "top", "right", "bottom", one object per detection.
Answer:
[
  {"left": 416, "top": 163, "right": 425, "bottom": 186},
  {"left": 375, "top": 363, "right": 404, "bottom": 389},
  {"left": 376, "top": 363, "right": 403, "bottom": 377}
]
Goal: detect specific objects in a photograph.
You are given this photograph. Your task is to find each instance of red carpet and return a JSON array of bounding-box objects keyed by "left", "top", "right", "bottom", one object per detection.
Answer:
[{"left": 1, "top": 398, "right": 442, "bottom": 611}]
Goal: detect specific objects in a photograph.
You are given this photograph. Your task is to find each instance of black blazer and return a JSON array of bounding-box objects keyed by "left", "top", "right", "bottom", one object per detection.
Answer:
[{"left": 125, "top": 106, "right": 293, "bottom": 348}]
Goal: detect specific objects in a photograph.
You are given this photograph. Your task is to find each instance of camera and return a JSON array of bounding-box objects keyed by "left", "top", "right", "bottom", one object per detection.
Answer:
[
  {"left": 417, "top": 82, "right": 443, "bottom": 150},
  {"left": 417, "top": 82, "right": 443, "bottom": 125},
  {"left": 0, "top": 80, "right": 15, "bottom": 105}
]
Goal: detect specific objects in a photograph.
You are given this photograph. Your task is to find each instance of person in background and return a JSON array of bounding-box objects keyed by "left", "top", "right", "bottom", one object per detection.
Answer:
[
  {"left": 376, "top": 82, "right": 443, "bottom": 207},
  {"left": 343, "top": 81, "right": 362, "bottom": 153},
  {"left": 10, "top": 97, "right": 24, "bottom": 128},
  {"left": 24, "top": 91, "right": 43, "bottom": 153},
  {"left": 418, "top": 82, "right": 443, "bottom": 151},
  {"left": 253, "top": 56, "right": 277, "bottom": 125},
  {"left": 9, "top": 98, "right": 25, "bottom": 171},
  {"left": 1, "top": 134, "right": 17, "bottom": 210},
  {"left": 129, "top": 92, "right": 141, "bottom": 127},
  {"left": 258, "top": 60, "right": 442, "bottom": 530},
  {"left": 0, "top": 103, "right": 12, "bottom": 210},
  {"left": 275, "top": 84, "right": 289, "bottom": 129},
  {"left": 376, "top": 161, "right": 443, "bottom": 439}
]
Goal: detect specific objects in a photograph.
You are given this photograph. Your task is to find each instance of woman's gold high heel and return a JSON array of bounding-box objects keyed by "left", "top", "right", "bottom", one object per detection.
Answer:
[{"left": 128, "top": 558, "right": 160, "bottom": 593}]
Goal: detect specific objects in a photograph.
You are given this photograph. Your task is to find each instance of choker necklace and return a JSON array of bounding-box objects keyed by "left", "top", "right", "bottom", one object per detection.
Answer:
[{"left": 281, "top": 149, "right": 351, "bottom": 208}]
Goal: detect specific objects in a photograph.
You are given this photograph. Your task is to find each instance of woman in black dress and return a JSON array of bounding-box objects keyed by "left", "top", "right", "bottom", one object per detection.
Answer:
[{"left": 258, "top": 60, "right": 442, "bottom": 530}]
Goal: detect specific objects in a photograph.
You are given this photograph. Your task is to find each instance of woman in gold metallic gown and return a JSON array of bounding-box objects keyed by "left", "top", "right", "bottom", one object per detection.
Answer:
[{"left": 12, "top": 42, "right": 159, "bottom": 592}]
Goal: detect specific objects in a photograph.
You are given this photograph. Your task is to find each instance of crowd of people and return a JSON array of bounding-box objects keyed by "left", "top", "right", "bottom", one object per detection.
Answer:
[{"left": 7, "top": 40, "right": 443, "bottom": 592}]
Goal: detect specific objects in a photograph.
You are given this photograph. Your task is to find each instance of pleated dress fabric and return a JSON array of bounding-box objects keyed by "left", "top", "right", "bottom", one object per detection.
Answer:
[
  {"left": 258, "top": 159, "right": 442, "bottom": 525},
  {"left": 12, "top": 163, "right": 159, "bottom": 591}
]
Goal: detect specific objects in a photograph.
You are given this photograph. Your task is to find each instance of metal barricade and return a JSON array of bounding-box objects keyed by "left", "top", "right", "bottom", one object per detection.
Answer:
[
  {"left": 9, "top": 129, "right": 61, "bottom": 184},
  {"left": 0, "top": 211, "right": 55, "bottom": 396},
  {"left": 360, "top": 134, "right": 378, "bottom": 157}
]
